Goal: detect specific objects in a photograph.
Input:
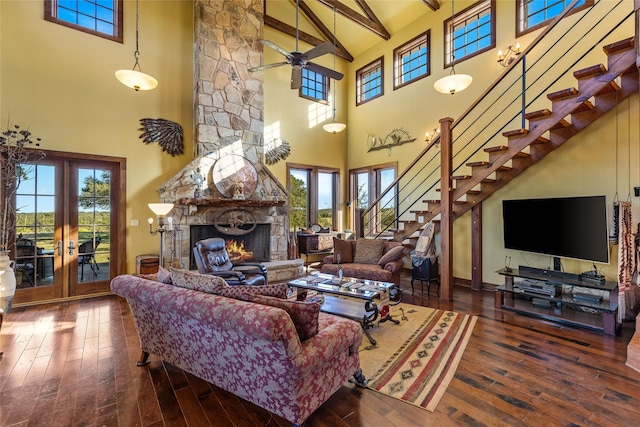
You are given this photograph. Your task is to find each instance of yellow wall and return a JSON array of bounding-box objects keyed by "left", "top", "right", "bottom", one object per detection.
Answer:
[
  {"left": 1, "top": 0, "right": 194, "bottom": 273},
  {"left": 3, "top": 0, "right": 638, "bottom": 286}
]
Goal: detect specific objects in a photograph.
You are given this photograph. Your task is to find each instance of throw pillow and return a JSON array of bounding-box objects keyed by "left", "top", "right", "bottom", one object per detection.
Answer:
[
  {"left": 333, "top": 237, "right": 354, "bottom": 263},
  {"left": 353, "top": 238, "right": 385, "bottom": 265},
  {"left": 169, "top": 268, "right": 226, "bottom": 294},
  {"left": 245, "top": 294, "right": 321, "bottom": 341},
  {"left": 157, "top": 266, "right": 173, "bottom": 284},
  {"left": 378, "top": 245, "right": 406, "bottom": 266},
  {"left": 218, "top": 283, "right": 288, "bottom": 300}
]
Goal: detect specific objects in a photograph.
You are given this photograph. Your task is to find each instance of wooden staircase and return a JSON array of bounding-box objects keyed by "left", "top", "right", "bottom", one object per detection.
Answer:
[{"left": 394, "top": 37, "right": 639, "bottom": 242}]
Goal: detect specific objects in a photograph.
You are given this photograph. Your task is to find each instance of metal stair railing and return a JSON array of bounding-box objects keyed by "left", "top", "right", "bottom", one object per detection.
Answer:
[{"left": 361, "top": 0, "right": 633, "bottom": 240}]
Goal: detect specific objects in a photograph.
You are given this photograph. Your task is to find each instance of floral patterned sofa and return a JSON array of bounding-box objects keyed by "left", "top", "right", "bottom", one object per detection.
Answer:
[
  {"left": 321, "top": 238, "right": 406, "bottom": 285},
  {"left": 110, "top": 273, "right": 365, "bottom": 426}
]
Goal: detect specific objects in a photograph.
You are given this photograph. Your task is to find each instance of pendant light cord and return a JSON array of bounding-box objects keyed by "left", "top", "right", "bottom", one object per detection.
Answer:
[
  {"left": 133, "top": 0, "right": 141, "bottom": 71},
  {"left": 332, "top": 7, "right": 337, "bottom": 122}
]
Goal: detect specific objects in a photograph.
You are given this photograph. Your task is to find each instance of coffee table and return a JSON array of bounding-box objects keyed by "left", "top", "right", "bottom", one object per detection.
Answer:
[{"left": 287, "top": 273, "right": 402, "bottom": 346}]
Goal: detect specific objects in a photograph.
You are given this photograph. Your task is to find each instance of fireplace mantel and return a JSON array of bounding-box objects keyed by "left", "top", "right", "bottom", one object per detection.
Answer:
[{"left": 177, "top": 198, "right": 285, "bottom": 207}]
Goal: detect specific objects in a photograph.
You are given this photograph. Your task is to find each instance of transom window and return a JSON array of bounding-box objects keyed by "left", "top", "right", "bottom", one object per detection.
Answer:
[
  {"left": 356, "top": 57, "right": 384, "bottom": 106},
  {"left": 516, "top": 0, "right": 593, "bottom": 37},
  {"left": 299, "top": 69, "right": 329, "bottom": 103},
  {"left": 394, "top": 31, "right": 430, "bottom": 90},
  {"left": 45, "top": 0, "right": 123, "bottom": 43},
  {"left": 444, "top": 0, "right": 495, "bottom": 67}
]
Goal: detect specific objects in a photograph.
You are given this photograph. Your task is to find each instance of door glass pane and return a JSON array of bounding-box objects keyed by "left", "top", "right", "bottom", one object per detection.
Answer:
[
  {"left": 378, "top": 168, "right": 396, "bottom": 230},
  {"left": 14, "top": 164, "right": 55, "bottom": 288},
  {"left": 77, "top": 168, "right": 110, "bottom": 283},
  {"left": 289, "top": 169, "right": 308, "bottom": 231},
  {"left": 318, "top": 172, "right": 334, "bottom": 230}
]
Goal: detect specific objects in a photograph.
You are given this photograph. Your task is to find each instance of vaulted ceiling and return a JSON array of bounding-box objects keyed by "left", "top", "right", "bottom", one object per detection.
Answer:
[{"left": 264, "top": 0, "right": 441, "bottom": 61}]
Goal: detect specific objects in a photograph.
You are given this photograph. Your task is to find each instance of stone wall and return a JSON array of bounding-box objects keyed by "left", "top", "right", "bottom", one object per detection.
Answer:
[{"left": 157, "top": 0, "right": 290, "bottom": 268}]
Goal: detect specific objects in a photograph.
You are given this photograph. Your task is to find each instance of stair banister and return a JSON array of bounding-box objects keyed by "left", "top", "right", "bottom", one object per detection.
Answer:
[
  {"left": 361, "top": 0, "right": 582, "bottom": 239},
  {"left": 451, "top": 0, "right": 582, "bottom": 132},
  {"left": 440, "top": 118, "right": 454, "bottom": 300}
]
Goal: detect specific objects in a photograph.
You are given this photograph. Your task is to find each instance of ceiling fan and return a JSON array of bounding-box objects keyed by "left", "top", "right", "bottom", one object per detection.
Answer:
[{"left": 249, "top": 0, "right": 344, "bottom": 89}]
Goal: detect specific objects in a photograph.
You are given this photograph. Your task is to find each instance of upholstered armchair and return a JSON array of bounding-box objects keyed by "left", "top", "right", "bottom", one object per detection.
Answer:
[{"left": 193, "top": 237, "right": 267, "bottom": 286}]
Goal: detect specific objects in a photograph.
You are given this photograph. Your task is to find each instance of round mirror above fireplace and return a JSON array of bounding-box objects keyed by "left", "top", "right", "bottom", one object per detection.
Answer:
[{"left": 210, "top": 154, "right": 258, "bottom": 199}]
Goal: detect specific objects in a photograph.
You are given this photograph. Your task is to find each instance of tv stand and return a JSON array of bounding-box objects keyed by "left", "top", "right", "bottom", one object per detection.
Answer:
[{"left": 495, "top": 267, "right": 619, "bottom": 335}]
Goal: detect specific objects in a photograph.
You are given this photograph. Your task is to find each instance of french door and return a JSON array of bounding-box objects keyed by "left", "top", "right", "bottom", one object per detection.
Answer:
[{"left": 11, "top": 151, "right": 125, "bottom": 305}]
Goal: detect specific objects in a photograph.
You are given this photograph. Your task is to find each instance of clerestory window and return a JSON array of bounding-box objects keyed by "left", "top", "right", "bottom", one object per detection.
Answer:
[
  {"left": 516, "top": 0, "right": 594, "bottom": 37},
  {"left": 444, "top": 0, "right": 495, "bottom": 67},
  {"left": 394, "top": 31, "right": 430, "bottom": 90},
  {"left": 45, "top": 0, "right": 123, "bottom": 43}
]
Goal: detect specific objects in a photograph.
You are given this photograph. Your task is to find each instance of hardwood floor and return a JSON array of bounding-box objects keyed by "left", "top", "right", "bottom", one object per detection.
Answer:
[{"left": 2, "top": 273, "right": 640, "bottom": 426}]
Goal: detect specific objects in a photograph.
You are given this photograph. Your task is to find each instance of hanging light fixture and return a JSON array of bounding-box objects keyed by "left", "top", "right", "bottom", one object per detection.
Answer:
[
  {"left": 434, "top": 0, "right": 472, "bottom": 95},
  {"left": 323, "top": 7, "right": 346, "bottom": 134},
  {"left": 115, "top": 0, "right": 158, "bottom": 91}
]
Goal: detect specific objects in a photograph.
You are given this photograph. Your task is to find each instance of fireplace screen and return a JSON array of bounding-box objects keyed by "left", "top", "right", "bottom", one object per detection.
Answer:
[{"left": 190, "top": 224, "right": 270, "bottom": 269}]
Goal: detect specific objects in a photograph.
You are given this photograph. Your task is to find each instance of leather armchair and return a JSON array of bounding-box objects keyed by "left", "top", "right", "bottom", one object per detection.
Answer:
[{"left": 193, "top": 237, "right": 267, "bottom": 286}]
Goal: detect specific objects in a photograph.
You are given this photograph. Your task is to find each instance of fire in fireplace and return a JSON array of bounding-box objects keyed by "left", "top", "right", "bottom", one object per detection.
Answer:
[{"left": 190, "top": 224, "right": 270, "bottom": 269}]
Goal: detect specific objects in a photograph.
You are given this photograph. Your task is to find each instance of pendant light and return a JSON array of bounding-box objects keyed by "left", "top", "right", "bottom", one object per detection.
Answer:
[
  {"left": 115, "top": 0, "right": 158, "bottom": 91},
  {"left": 323, "top": 7, "right": 346, "bottom": 134},
  {"left": 434, "top": 0, "right": 472, "bottom": 95}
]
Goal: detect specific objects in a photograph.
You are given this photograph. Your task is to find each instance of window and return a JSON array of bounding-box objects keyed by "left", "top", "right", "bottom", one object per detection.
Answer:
[
  {"left": 299, "top": 69, "right": 329, "bottom": 103},
  {"left": 350, "top": 163, "right": 397, "bottom": 234},
  {"left": 287, "top": 164, "right": 339, "bottom": 231},
  {"left": 516, "top": 0, "right": 593, "bottom": 37},
  {"left": 394, "top": 31, "right": 430, "bottom": 90},
  {"left": 356, "top": 57, "right": 384, "bottom": 105},
  {"left": 444, "top": 0, "right": 495, "bottom": 67},
  {"left": 45, "top": 0, "right": 123, "bottom": 42}
]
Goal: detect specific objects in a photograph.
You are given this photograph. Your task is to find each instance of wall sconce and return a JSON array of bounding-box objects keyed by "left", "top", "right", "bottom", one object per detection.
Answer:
[
  {"left": 424, "top": 128, "right": 440, "bottom": 145},
  {"left": 148, "top": 203, "right": 174, "bottom": 267},
  {"left": 497, "top": 43, "right": 521, "bottom": 67}
]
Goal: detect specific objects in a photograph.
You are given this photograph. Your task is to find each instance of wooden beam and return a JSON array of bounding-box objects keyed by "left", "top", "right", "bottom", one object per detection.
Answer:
[
  {"left": 421, "top": 0, "right": 440, "bottom": 11},
  {"left": 439, "top": 117, "right": 454, "bottom": 301},
  {"left": 263, "top": 15, "right": 352, "bottom": 61},
  {"left": 315, "top": 0, "right": 390, "bottom": 40},
  {"left": 471, "top": 204, "right": 482, "bottom": 291},
  {"left": 298, "top": 0, "right": 353, "bottom": 62}
]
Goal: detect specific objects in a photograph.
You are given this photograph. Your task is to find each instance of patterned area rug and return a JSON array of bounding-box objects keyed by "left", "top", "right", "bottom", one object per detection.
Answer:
[{"left": 357, "top": 303, "right": 477, "bottom": 412}]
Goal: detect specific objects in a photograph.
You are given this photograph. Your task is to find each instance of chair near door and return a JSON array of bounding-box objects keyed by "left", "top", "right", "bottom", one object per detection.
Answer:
[
  {"left": 78, "top": 236, "right": 102, "bottom": 281},
  {"left": 15, "top": 237, "right": 40, "bottom": 288}
]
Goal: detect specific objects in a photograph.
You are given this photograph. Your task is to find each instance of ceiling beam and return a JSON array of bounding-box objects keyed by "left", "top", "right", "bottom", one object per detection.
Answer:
[
  {"left": 263, "top": 15, "right": 353, "bottom": 62},
  {"left": 298, "top": 0, "right": 353, "bottom": 62},
  {"left": 315, "top": 0, "right": 390, "bottom": 40},
  {"left": 421, "top": 0, "right": 440, "bottom": 11}
]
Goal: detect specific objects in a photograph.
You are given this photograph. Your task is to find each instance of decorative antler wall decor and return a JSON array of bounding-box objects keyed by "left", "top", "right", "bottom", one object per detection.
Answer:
[
  {"left": 367, "top": 128, "right": 415, "bottom": 155},
  {"left": 138, "top": 118, "right": 184, "bottom": 156}
]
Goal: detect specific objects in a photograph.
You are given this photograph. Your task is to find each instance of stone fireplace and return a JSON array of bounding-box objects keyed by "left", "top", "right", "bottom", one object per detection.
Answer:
[{"left": 154, "top": 0, "right": 302, "bottom": 280}]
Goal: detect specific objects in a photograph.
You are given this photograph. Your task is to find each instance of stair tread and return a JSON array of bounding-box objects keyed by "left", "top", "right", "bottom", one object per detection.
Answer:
[
  {"left": 503, "top": 129, "right": 528, "bottom": 138},
  {"left": 602, "top": 37, "right": 634, "bottom": 55},
  {"left": 573, "top": 64, "right": 606, "bottom": 79},
  {"left": 524, "top": 109, "right": 552, "bottom": 120},
  {"left": 466, "top": 161, "right": 511, "bottom": 171},
  {"left": 547, "top": 88, "right": 578, "bottom": 101}
]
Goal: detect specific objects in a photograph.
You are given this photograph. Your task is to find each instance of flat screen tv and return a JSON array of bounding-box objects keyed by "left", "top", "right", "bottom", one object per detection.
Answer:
[{"left": 502, "top": 195, "right": 609, "bottom": 264}]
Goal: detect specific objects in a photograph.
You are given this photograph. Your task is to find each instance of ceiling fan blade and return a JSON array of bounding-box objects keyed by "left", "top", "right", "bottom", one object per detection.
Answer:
[
  {"left": 291, "top": 67, "right": 302, "bottom": 90},
  {"left": 261, "top": 40, "right": 291, "bottom": 58},
  {"left": 248, "top": 61, "right": 289, "bottom": 72},
  {"left": 304, "top": 42, "right": 336, "bottom": 60},
  {"left": 306, "top": 62, "right": 344, "bottom": 81}
]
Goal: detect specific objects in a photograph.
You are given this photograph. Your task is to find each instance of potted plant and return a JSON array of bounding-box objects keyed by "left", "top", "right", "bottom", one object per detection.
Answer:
[{"left": 0, "top": 124, "right": 45, "bottom": 313}]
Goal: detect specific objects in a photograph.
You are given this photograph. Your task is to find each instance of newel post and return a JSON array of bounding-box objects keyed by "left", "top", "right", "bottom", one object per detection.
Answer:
[{"left": 439, "top": 117, "right": 454, "bottom": 300}]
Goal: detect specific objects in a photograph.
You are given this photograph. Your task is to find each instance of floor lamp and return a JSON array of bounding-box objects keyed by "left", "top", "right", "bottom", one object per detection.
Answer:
[{"left": 148, "top": 203, "right": 174, "bottom": 268}]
